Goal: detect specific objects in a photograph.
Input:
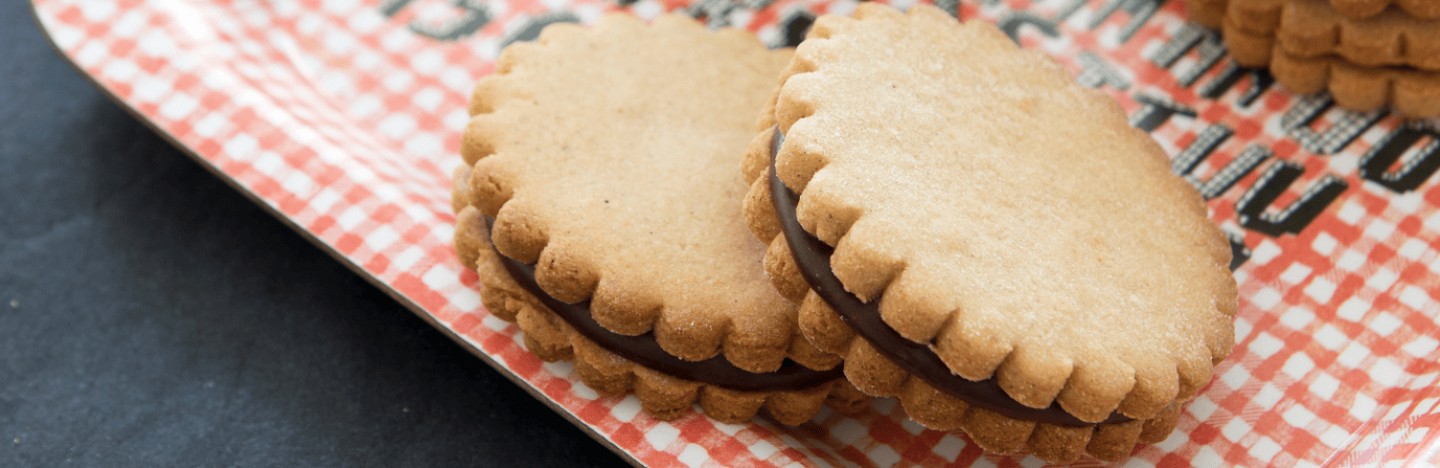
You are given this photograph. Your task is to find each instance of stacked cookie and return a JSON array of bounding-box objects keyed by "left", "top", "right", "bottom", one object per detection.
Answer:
[
  {"left": 1187, "top": 0, "right": 1440, "bottom": 117},
  {"left": 740, "top": 5, "right": 1236, "bottom": 462},
  {"left": 452, "top": 4, "right": 1238, "bottom": 463},
  {"left": 451, "top": 14, "right": 868, "bottom": 426}
]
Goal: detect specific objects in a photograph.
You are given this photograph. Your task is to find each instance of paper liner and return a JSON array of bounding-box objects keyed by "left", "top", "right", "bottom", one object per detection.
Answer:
[{"left": 32, "top": 0, "right": 1440, "bottom": 466}]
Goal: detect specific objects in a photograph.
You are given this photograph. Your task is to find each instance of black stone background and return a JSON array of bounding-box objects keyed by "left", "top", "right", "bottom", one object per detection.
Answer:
[{"left": 2, "top": 2, "right": 629, "bottom": 466}]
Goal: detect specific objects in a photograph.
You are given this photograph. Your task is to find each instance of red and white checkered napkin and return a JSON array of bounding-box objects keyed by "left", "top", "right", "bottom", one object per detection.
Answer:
[{"left": 33, "top": 0, "right": 1440, "bottom": 465}]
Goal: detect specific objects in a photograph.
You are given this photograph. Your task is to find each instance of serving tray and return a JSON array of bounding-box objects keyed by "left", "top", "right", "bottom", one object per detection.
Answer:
[{"left": 32, "top": 0, "right": 1440, "bottom": 466}]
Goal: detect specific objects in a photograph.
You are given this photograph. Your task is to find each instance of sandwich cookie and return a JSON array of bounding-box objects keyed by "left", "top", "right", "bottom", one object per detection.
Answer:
[
  {"left": 452, "top": 13, "right": 866, "bottom": 424},
  {"left": 740, "top": 4, "right": 1238, "bottom": 461},
  {"left": 1212, "top": 0, "right": 1440, "bottom": 116}
]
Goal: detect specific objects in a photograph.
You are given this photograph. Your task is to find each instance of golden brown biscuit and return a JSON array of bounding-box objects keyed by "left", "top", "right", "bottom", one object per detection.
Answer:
[
  {"left": 741, "top": 3, "right": 1236, "bottom": 462},
  {"left": 1327, "top": 0, "right": 1440, "bottom": 19},
  {"left": 1270, "top": 46, "right": 1440, "bottom": 118},
  {"left": 1185, "top": 0, "right": 1230, "bottom": 27},
  {"left": 1222, "top": 13, "right": 1278, "bottom": 67},
  {"left": 1279, "top": 0, "right": 1440, "bottom": 71},
  {"left": 1226, "top": 0, "right": 1290, "bottom": 33},
  {"left": 1224, "top": 0, "right": 1440, "bottom": 70},
  {"left": 453, "top": 13, "right": 861, "bottom": 424},
  {"left": 1217, "top": 0, "right": 1440, "bottom": 116}
]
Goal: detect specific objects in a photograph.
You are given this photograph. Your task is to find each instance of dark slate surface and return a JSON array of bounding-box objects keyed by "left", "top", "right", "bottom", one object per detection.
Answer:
[{"left": 1, "top": 2, "right": 627, "bottom": 466}]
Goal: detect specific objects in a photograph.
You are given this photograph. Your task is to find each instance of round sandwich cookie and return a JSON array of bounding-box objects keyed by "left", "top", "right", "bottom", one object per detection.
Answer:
[
  {"left": 739, "top": 4, "right": 1238, "bottom": 462},
  {"left": 1217, "top": 0, "right": 1440, "bottom": 117},
  {"left": 451, "top": 13, "right": 867, "bottom": 424},
  {"left": 1276, "top": 0, "right": 1440, "bottom": 71},
  {"left": 1326, "top": 0, "right": 1440, "bottom": 19},
  {"left": 1267, "top": 46, "right": 1440, "bottom": 118},
  {"left": 1223, "top": 0, "right": 1440, "bottom": 71},
  {"left": 1191, "top": 0, "right": 1440, "bottom": 29}
]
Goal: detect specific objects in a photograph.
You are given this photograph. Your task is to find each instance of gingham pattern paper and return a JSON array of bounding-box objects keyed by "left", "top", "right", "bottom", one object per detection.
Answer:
[{"left": 31, "top": 0, "right": 1440, "bottom": 466}]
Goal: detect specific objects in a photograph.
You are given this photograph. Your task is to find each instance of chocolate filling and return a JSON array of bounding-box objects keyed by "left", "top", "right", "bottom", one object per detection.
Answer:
[
  {"left": 482, "top": 217, "right": 843, "bottom": 392},
  {"left": 766, "top": 127, "right": 1131, "bottom": 425}
]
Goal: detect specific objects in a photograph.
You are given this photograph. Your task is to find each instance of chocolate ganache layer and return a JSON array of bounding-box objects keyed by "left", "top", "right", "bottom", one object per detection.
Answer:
[
  {"left": 482, "top": 217, "right": 843, "bottom": 392},
  {"left": 766, "top": 127, "right": 1131, "bottom": 426}
]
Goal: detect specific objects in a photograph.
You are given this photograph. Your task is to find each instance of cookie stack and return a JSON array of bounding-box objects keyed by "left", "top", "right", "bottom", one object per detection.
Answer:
[
  {"left": 452, "top": 4, "right": 1238, "bottom": 463},
  {"left": 1187, "top": 0, "right": 1440, "bottom": 117}
]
